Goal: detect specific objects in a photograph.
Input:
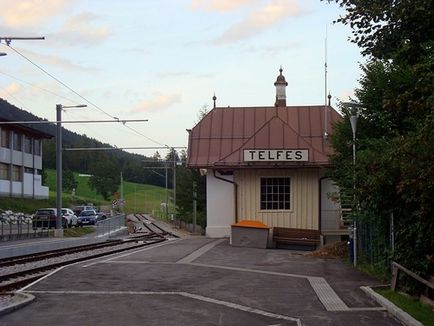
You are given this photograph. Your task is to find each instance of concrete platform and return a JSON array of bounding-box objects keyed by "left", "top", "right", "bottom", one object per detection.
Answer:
[{"left": 0, "top": 237, "right": 402, "bottom": 325}]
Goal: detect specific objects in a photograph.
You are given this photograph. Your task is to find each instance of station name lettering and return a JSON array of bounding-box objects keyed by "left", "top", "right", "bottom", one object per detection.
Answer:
[{"left": 243, "top": 149, "right": 308, "bottom": 162}]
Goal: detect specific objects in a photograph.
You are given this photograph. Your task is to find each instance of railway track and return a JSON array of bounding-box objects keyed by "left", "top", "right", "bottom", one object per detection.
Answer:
[
  {"left": 0, "top": 214, "right": 179, "bottom": 292},
  {"left": 133, "top": 213, "right": 179, "bottom": 238},
  {"left": 0, "top": 239, "right": 170, "bottom": 292},
  {"left": 0, "top": 239, "right": 125, "bottom": 268}
]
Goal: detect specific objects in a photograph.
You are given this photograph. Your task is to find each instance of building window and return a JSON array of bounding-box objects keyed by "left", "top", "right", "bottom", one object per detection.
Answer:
[
  {"left": 34, "top": 139, "right": 41, "bottom": 156},
  {"left": 12, "top": 165, "right": 22, "bottom": 181},
  {"left": 24, "top": 136, "right": 33, "bottom": 153},
  {"left": 24, "top": 167, "right": 34, "bottom": 174},
  {"left": 1, "top": 128, "right": 10, "bottom": 148},
  {"left": 260, "top": 177, "right": 290, "bottom": 210},
  {"left": 0, "top": 163, "right": 9, "bottom": 180},
  {"left": 13, "top": 132, "right": 22, "bottom": 151}
]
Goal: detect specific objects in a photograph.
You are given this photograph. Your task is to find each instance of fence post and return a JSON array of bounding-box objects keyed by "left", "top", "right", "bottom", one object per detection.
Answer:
[{"left": 391, "top": 262, "right": 399, "bottom": 291}]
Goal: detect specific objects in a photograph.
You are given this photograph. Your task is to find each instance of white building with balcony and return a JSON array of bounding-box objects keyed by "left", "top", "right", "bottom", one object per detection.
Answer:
[{"left": 0, "top": 119, "right": 52, "bottom": 199}]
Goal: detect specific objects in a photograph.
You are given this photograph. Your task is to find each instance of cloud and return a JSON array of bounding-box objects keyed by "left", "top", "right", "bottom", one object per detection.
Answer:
[
  {"left": 131, "top": 92, "right": 182, "bottom": 113},
  {"left": 0, "top": 0, "right": 69, "bottom": 27},
  {"left": 242, "top": 41, "right": 301, "bottom": 56},
  {"left": 157, "top": 72, "right": 192, "bottom": 79},
  {"left": 338, "top": 90, "right": 355, "bottom": 102},
  {"left": 16, "top": 47, "right": 99, "bottom": 72},
  {"left": 48, "top": 12, "right": 110, "bottom": 46},
  {"left": 215, "top": 0, "right": 304, "bottom": 45},
  {"left": 4, "top": 82, "right": 21, "bottom": 95},
  {"left": 191, "top": 0, "right": 253, "bottom": 12}
]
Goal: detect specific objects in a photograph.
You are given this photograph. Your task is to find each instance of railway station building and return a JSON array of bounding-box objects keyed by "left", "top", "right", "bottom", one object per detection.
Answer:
[
  {"left": 0, "top": 105, "right": 52, "bottom": 199},
  {"left": 187, "top": 69, "right": 348, "bottom": 244}
]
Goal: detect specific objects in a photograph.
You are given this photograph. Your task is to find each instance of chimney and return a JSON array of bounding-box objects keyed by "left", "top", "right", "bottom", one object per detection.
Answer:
[{"left": 274, "top": 67, "right": 288, "bottom": 107}]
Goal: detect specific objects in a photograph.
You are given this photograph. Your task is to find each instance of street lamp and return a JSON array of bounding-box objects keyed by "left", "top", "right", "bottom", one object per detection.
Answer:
[
  {"left": 342, "top": 101, "right": 362, "bottom": 267},
  {"left": 55, "top": 103, "right": 87, "bottom": 237}
]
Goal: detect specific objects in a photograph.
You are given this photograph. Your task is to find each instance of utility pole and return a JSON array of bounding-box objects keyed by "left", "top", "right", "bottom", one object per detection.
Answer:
[
  {"left": 344, "top": 101, "right": 362, "bottom": 267},
  {"left": 172, "top": 148, "right": 176, "bottom": 220},
  {"left": 55, "top": 105, "right": 62, "bottom": 236},
  {"left": 193, "top": 181, "right": 197, "bottom": 233},
  {"left": 55, "top": 104, "right": 87, "bottom": 237},
  {"left": 165, "top": 163, "right": 168, "bottom": 219}
]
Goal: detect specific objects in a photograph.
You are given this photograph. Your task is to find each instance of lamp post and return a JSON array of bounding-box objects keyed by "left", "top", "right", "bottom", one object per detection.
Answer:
[
  {"left": 55, "top": 104, "right": 87, "bottom": 237},
  {"left": 343, "top": 101, "right": 362, "bottom": 267}
]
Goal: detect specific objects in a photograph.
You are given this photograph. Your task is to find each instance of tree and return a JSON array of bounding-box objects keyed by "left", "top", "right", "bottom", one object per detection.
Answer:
[
  {"left": 175, "top": 166, "right": 206, "bottom": 227},
  {"left": 325, "top": 0, "right": 434, "bottom": 282},
  {"left": 323, "top": 0, "right": 434, "bottom": 64},
  {"left": 63, "top": 169, "right": 78, "bottom": 192},
  {"left": 88, "top": 154, "right": 120, "bottom": 200}
]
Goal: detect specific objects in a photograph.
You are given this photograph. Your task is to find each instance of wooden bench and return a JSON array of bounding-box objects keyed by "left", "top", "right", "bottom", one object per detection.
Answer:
[{"left": 273, "top": 227, "right": 321, "bottom": 249}]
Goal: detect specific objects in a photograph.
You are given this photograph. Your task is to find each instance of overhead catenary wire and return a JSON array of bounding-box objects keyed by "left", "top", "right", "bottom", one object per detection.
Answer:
[
  {"left": 0, "top": 70, "right": 78, "bottom": 104},
  {"left": 0, "top": 68, "right": 155, "bottom": 145},
  {"left": 64, "top": 146, "right": 185, "bottom": 151},
  {"left": 0, "top": 69, "right": 128, "bottom": 145},
  {"left": 0, "top": 86, "right": 29, "bottom": 109},
  {"left": 4, "top": 44, "right": 169, "bottom": 148},
  {"left": 6, "top": 44, "right": 114, "bottom": 120},
  {"left": 0, "top": 119, "right": 148, "bottom": 125}
]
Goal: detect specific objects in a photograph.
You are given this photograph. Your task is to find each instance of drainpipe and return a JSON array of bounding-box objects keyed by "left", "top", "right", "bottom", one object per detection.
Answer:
[{"left": 213, "top": 170, "right": 238, "bottom": 223}]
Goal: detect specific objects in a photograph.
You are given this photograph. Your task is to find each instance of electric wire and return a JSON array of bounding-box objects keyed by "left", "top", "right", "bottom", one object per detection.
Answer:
[
  {"left": 5, "top": 44, "right": 168, "bottom": 148},
  {"left": 0, "top": 69, "right": 125, "bottom": 146},
  {"left": 7, "top": 45, "right": 113, "bottom": 119},
  {"left": 0, "top": 70, "right": 77, "bottom": 104},
  {"left": 0, "top": 86, "right": 34, "bottom": 114}
]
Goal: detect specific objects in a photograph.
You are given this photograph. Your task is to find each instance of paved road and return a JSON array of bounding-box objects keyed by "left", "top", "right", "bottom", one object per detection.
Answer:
[{"left": 0, "top": 237, "right": 401, "bottom": 326}]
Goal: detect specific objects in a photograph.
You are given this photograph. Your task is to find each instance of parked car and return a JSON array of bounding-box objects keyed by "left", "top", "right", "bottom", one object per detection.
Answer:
[
  {"left": 32, "top": 208, "right": 68, "bottom": 229},
  {"left": 62, "top": 208, "right": 78, "bottom": 227},
  {"left": 72, "top": 205, "right": 95, "bottom": 216},
  {"left": 97, "top": 211, "right": 108, "bottom": 221},
  {"left": 77, "top": 210, "right": 99, "bottom": 226}
]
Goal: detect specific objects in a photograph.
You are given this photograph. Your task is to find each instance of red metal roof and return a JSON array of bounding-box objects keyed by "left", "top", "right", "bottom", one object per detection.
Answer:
[{"left": 187, "top": 105, "right": 341, "bottom": 168}]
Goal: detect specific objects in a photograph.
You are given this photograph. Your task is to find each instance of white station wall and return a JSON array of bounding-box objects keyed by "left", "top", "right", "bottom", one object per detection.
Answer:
[{"left": 206, "top": 171, "right": 235, "bottom": 238}]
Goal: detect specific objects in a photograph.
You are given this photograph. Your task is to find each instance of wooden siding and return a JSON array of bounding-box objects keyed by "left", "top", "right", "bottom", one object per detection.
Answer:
[{"left": 235, "top": 169, "right": 320, "bottom": 230}]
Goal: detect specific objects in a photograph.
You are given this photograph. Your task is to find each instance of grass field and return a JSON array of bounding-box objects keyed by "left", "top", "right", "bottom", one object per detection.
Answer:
[
  {"left": 0, "top": 169, "right": 173, "bottom": 215},
  {"left": 0, "top": 170, "right": 173, "bottom": 217},
  {"left": 375, "top": 289, "right": 434, "bottom": 326},
  {"left": 122, "top": 181, "right": 173, "bottom": 215},
  {"left": 45, "top": 169, "right": 106, "bottom": 203}
]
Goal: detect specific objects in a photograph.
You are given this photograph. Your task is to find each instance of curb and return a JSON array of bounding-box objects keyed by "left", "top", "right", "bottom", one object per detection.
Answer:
[
  {"left": 0, "top": 292, "right": 35, "bottom": 316},
  {"left": 360, "top": 286, "right": 423, "bottom": 326}
]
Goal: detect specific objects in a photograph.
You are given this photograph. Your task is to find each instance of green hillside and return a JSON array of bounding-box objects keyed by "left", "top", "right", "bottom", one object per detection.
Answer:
[
  {"left": 45, "top": 169, "right": 172, "bottom": 215},
  {"left": 45, "top": 169, "right": 106, "bottom": 203},
  {"left": 0, "top": 170, "right": 172, "bottom": 215},
  {"left": 122, "top": 182, "right": 173, "bottom": 215}
]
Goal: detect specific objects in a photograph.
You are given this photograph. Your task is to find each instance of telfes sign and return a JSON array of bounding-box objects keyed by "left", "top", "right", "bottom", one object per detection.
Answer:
[{"left": 244, "top": 149, "right": 308, "bottom": 162}]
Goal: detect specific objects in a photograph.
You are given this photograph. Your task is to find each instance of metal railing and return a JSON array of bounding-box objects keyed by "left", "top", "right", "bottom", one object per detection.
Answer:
[
  {"left": 94, "top": 214, "right": 126, "bottom": 238},
  {"left": 0, "top": 212, "right": 49, "bottom": 241},
  {"left": 1, "top": 210, "right": 126, "bottom": 241}
]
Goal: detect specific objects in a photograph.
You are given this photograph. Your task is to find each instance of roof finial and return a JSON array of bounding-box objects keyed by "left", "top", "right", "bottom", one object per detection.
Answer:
[
  {"left": 274, "top": 67, "right": 288, "bottom": 107},
  {"left": 212, "top": 93, "right": 217, "bottom": 108}
]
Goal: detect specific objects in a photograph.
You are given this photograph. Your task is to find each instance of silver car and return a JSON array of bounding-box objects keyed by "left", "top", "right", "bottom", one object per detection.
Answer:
[{"left": 62, "top": 208, "right": 78, "bottom": 227}]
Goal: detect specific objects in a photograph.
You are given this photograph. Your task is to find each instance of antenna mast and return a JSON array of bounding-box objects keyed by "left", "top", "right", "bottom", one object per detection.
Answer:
[{"left": 323, "top": 26, "right": 328, "bottom": 139}]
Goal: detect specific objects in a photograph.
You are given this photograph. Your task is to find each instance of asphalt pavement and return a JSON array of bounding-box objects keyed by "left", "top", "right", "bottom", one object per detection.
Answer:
[{"left": 0, "top": 237, "right": 402, "bottom": 326}]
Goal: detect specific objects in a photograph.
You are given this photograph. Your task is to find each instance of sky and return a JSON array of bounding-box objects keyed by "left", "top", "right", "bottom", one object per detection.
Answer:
[{"left": 0, "top": 0, "right": 364, "bottom": 157}]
